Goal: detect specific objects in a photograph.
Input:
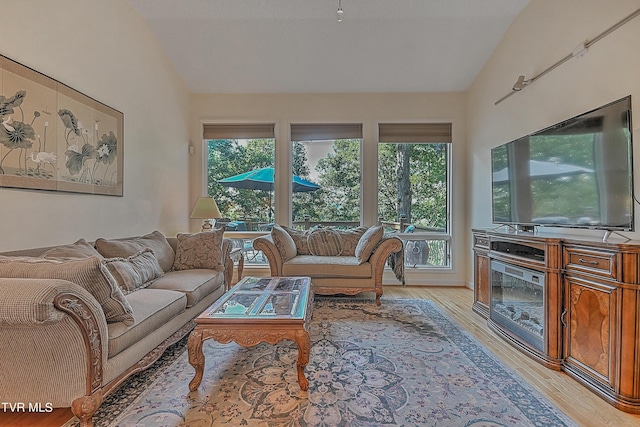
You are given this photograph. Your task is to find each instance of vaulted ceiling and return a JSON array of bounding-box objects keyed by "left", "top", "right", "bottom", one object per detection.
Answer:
[{"left": 127, "top": 0, "right": 530, "bottom": 94}]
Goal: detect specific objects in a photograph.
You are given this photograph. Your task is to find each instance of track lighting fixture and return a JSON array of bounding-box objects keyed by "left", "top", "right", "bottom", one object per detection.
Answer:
[
  {"left": 495, "top": 7, "right": 640, "bottom": 106},
  {"left": 512, "top": 75, "right": 530, "bottom": 91}
]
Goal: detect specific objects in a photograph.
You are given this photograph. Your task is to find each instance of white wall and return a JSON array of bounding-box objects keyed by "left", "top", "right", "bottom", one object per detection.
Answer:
[
  {"left": 190, "top": 92, "right": 468, "bottom": 285},
  {"left": 467, "top": 0, "right": 640, "bottom": 283},
  {"left": 0, "top": 0, "right": 191, "bottom": 250}
]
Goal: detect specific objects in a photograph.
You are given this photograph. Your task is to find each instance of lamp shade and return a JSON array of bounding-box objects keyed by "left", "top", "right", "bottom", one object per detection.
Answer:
[{"left": 190, "top": 197, "right": 221, "bottom": 219}]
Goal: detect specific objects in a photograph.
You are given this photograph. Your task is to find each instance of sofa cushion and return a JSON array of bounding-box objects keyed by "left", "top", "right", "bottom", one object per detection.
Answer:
[
  {"left": 41, "top": 238, "right": 103, "bottom": 260},
  {"left": 107, "top": 288, "right": 187, "bottom": 357},
  {"left": 0, "top": 255, "right": 134, "bottom": 325},
  {"left": 172, "top": 229, "right": 225, "bottom": 271},
  {"left": 271, "top": 224, "right": 297, "bottom": 261},
  {"left": 104, "top": 249, "right": 164, "bottom": 294},
  {"left": 281, "top": 225, "right": 313, "bottom": 255},
  {"left": 307, "top": 228, "right": 343, "bottom": 256},
  {"left": 146, "top": 269, "right": 225, "bottom": 307},
  {"left": 95, "top": 230, "right": 175, "bottom": 272},
  {"left": 283, "top": 255, "right": 371, "bottom": 278},
  {"left": 355, "top": 226, "right": 384, "bottom": 264},
  {"left": 335, "top": 226, "right": 368, "bottom": 256}
]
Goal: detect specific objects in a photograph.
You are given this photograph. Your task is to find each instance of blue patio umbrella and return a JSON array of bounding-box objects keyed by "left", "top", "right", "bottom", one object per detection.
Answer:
[
  {"left": 218, "top": 167, "right": 320, "bottom": 192},
  {"left": 218, "top": 167, "right": 320, "bottom": 222}
]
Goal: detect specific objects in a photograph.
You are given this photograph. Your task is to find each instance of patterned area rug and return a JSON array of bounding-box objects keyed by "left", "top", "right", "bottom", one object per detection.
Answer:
[{"left": 65, "top": 298, "right": 577, "bottom": 427}]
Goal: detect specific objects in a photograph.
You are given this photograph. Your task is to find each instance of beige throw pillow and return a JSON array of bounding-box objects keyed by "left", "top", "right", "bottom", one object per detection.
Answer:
[
  {"left": 42, "top": 238, "right": 103, "bottom": 260},
  {"left": 355, "top": 225, "right": 384, "bottom": 264},
  {"left": 307, "top": 228, "right": 343, "bottom": 256},
  {"left": 95, "top": 230, "right": 175, "bottom": 272},
  {"left": 0, "top": 255, "right": 134, "bottom": 325},
  {"left": 104, "top": 249, "right": 164, "bottom": 294},
  {"left": 172, "top": 229, "right": 225, "bottom": 271},
  {"left": 336, "top": 226, "right": 368, "bottom": 256},
  {"left": 281, "top": 225, "right": 313, "bottom": 255},
  {"left": 271, "top": 224, "right": 297, "bottom": 261}
]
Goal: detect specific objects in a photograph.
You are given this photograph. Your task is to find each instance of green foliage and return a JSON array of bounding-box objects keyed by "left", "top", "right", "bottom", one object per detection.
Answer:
[
  {"left": 208, "top": 138, "right": 449, "bottom": 232},
  {"left": 378, "top": 143, "right": 448, "bottom": 231},
  {"left": 207, "top": 139, "right": 274, "bottom": 221},
  {"left": 302, "top": 140, "right": 361, "bottom": 222}
]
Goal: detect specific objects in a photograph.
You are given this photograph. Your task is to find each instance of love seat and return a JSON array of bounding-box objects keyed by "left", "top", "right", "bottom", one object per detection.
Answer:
[
  {"left": 253, "top": 224, "right": 404, "bottom": 305},
  {"left": 0, "top": 230, "right": 231, "bottom": 427}
]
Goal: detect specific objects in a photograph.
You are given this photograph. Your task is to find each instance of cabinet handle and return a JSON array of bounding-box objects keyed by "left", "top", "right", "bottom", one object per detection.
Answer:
[
  {"left": 578, "top": 258, "right": 599, "bottom": 266},
  {"left": 561, "top": 309, "right": 567, "bottom": 328}
]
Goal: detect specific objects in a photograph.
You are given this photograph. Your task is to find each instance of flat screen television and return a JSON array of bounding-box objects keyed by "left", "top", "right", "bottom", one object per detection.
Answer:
[{"left": 491, "top": 96, "right": 634, "bottom": 231}]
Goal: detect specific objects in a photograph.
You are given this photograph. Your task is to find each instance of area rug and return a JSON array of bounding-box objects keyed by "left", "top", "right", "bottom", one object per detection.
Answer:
[{"left": 65, "top": 298, "right": 577, "bottom": 427}]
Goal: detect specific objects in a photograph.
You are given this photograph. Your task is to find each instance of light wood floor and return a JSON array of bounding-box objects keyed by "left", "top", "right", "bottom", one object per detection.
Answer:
[{"left": 3, "top": 286, "right": 640, "bottom": 427}]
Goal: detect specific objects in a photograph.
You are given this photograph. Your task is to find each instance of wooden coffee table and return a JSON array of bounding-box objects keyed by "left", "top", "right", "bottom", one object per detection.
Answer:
[{"left": 187, "top": 276, "right": 313, "bottom": 391}]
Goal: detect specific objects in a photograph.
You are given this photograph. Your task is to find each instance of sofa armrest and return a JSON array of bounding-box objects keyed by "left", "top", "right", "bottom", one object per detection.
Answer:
[
  {"left": 369, "top": 236, "right": 404, "bottom": 289},
  {"left": 0, "top": 278, "right": 109, "bottom": 407},
  {"left": 253, "top": 235, "right": 284, "bottom": 276}
]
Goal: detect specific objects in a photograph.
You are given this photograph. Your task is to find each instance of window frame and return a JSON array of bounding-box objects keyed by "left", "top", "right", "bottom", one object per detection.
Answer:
[{"left": 376, "top": 123, "right": 453, "bottom": 270}]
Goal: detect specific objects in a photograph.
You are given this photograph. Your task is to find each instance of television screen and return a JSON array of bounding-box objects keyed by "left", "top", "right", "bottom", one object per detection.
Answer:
[{"left": 491, "top": 96, "right": 634, "bottom": 231}]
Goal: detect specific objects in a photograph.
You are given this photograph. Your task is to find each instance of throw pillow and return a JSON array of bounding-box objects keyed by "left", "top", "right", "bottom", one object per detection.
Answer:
[
  {"left": 355, "top": 225, "right": 384, "bottom": 264},
  {"left": 307, "top": 228, "right": 343, "bottom": 256},
  {"left": 42, "top": 238, "right": 103, "bottom": 259},
  {"left": 281, "top": 225, "right": 313, "bottom": 255},
  {"left": 172, "top": 229, "right": 225, "bottom": 271},
  {"left": 336, "top": 226, "right": 368, "bottom": 256},
  {"left": 95, "top": 230, "right": 175, "bottom": 272},
  {"left": 271, "top": 224, "right": 297, "bottom": 261},
  {"left": 104, "top": 249, "right": 164, "bottom": 294},
  {"left": 0, "top": 255, "right": 134, "bottom": 325}
]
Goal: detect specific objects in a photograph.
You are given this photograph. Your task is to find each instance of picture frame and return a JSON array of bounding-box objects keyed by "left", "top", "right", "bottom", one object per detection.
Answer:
[{"left": 0, "top": 54, "right": 123, "bottom": 196}]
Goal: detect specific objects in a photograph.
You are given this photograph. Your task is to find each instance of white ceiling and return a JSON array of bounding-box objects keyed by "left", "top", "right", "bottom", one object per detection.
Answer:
[{"left": 127, "top": 0, "right": 530, "bottom": 94}]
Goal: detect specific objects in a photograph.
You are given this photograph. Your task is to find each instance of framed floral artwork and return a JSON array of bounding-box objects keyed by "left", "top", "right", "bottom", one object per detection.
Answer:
[{"left": 0, "top": 54, "right": 123, "bottom": 196}]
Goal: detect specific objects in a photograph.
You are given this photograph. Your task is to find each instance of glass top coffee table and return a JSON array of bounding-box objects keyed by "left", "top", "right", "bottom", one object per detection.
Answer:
[{"left": 187, "top": 276, "right": 313, "bottom": 391}]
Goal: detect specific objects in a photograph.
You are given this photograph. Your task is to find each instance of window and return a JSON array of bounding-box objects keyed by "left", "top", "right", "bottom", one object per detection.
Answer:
[
  {"left": 378, "top": 123, "right": 452, "bottom": 268},
  {"left": 204, "top": 124, "right": 275, "bottom": 227},
  {"left": 204, "top": 123, "right": 276, "bottom": 265},
  {"left": 290, "top": 124, "right": 362, "bottom": 229}
]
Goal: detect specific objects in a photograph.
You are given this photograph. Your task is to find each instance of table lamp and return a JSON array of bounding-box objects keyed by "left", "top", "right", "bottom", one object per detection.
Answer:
[{"left": 190, "top": 197, "right": 221, "bottom": 231}]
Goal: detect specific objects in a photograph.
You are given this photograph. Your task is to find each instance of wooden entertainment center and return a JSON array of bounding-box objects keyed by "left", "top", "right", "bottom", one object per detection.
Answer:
[{"left": 473, "top": 228, "right": 640, "bottom": 413}]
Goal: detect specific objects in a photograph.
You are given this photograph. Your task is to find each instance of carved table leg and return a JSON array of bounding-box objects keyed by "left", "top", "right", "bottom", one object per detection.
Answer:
[
  {"left": 71, "top": 392, "right": 103, "bottom": 427},
  {"left": 294, "top": 329, "right": 311, "bottom": 391},
  {"left": 188, "top": 328, "right": 205, "bottom": 391}
]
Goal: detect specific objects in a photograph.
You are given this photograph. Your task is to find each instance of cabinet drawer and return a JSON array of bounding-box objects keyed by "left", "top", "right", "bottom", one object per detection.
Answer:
[
  {"left": 564, "top": 246, "right": 617, "bottom": 280},
  {"left": 474, "top": 235, "right": 490, "bottom": 249}
]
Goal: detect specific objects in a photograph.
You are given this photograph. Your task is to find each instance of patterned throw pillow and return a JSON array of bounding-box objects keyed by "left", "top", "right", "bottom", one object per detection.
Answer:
[
  {"left": 355, "top": 225, "right": 384, "bottom": 264},
  {"left": 307, "top": 228, "right": 344, "bottom": 256},
  {"left": 95, "top": 230, "right": 175, "bottom": 272},
  {"left": 271, "top": 224, "right": 298, "bottom": 261},
  {"left": 172, "top": 229, "right": 225, "bottom": 271},
  {"left": 104, "top": 249, "right": 164, "bottom": 294},
  {"left": 281, "top": 225, "right": 313, "bottom": 255},
  {"left": 0, "top": 255, "right": 134, "bottom": 325},
  {"left": 335, "top": 226, "right": 368, "bottom": 256},
  {"left": 42, "top": 238, "right": 103, "bottom": 259}
]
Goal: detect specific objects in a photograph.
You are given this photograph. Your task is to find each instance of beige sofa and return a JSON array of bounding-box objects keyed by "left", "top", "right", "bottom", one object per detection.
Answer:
[
  {"left": 253, "top": 224, "right": 404, "bottom": 305},
  {"left": 0, "top": 230, "right": 231, "bottom": 427}
]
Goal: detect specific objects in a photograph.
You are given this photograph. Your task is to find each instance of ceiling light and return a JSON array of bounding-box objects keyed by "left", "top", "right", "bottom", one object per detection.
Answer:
[{"left": 337, "top": 0, "right": 344, "bottom": 23}]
